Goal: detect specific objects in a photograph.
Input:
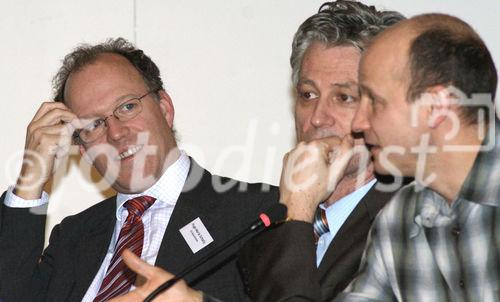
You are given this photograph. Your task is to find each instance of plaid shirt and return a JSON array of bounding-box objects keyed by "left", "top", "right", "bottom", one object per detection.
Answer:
[{"left": 336, "top": 120, "right": 500, "bottom": 302}]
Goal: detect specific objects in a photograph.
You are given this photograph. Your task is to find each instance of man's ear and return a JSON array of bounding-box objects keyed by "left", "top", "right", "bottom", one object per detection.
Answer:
[
  {"left": 425, "top": 85, "right": 456, "bottom": 129},
  {"left": 157, "top": 90, "right": 175, "bottom": 129}
]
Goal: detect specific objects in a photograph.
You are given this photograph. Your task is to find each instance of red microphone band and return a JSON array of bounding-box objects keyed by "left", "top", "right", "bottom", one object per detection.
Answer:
[{"left": 259, "top": 213, "right": 271, "bottom": 227}]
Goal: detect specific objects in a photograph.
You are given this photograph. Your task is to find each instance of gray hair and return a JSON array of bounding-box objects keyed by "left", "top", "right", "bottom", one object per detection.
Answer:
[
  {"left": 52, "top": 37, "right": 164, "bottom": 102},
  {"left": 290, "top": 0, "right": 405, "bottom": 85}
]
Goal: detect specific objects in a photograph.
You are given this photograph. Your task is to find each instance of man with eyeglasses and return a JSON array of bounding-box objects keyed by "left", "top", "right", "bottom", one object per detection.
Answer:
[{"left": 0, "top": 38, "right": 277, "bottom": 302}]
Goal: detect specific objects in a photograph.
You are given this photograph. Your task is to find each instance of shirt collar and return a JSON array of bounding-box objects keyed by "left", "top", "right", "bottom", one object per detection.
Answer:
[
  {"left": 457, "top": 119, "right": 500, "bottom": 207},
  {"left": 321, "top": 178, "right": 377, "bottom": 229},
  {"left": 115, "top": 151, "right": 191, "bottom": 220}
]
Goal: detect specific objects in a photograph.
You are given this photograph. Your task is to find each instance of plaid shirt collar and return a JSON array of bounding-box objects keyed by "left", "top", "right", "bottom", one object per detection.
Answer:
[
  {"left": 458, "top": 119, "right": 500, "bottom": 208},
  {"left": 411, "top": 119, "right": 499, "bottom": 236}
]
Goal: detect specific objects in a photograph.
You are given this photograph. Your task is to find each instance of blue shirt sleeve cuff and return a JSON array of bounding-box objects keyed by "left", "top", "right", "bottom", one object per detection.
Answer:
[{"left": 4, "top": 185, "right": 49, "bottom": 208}]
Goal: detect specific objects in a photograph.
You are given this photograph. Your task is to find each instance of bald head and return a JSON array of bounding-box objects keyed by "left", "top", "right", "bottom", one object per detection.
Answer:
[
  {"left": 409, "top": 13, "right": 480, "bottom": 40},
  {"left": 366, "top": 13, "right": 497, "bottom": 124}
]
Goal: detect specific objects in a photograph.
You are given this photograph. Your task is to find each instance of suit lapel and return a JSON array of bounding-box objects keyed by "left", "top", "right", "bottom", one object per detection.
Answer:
[
  {"left": 154, "top": 161, "right": 222, "bottom": 283},
  {"left": 71, "top": 196, "right": 117, "bottom": 299},
  {"left": 318, "top": 187, "right": 392, "bottom": 280}
]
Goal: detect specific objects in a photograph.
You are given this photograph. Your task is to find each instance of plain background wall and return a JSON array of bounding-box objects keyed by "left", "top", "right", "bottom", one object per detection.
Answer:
[{"left": 1, "top": 0, "right": 498, "bottom": 241}]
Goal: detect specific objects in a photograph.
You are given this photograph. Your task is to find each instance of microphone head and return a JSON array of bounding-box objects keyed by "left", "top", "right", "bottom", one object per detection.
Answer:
[{"left": 259, "top": 203, "right": 287, "bottom": 227}]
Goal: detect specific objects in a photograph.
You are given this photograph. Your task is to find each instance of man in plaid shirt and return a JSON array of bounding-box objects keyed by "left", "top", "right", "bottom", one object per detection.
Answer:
[{"left": 336, "top": 13, "right": 499, "bottom": 301}]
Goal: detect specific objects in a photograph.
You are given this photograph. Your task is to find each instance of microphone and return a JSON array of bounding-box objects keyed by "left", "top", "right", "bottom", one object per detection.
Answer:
[{"left": 143, "top": 203, "right": 287, "bottom": 302}]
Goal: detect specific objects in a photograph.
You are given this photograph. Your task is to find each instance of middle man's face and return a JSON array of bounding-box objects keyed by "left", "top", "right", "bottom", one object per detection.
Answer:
[
  {"left": 295, "top": 42, "right": 361, "bottom": 142},
  {"left": 294, "top": 42, "right": 370, "bottom": 177}
]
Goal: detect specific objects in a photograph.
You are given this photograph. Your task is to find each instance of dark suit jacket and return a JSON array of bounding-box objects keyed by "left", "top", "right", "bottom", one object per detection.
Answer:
[
  {"left": 0, "top": 161, "right": 278, "bottom": 302},
  {"left": 238, "top": 186, "right": 394, "bottom": 301}
]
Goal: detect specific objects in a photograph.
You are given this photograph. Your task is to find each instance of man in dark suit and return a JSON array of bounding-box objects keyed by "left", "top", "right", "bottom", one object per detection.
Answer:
[
  {"left": 102, "top": 3, "right": 408, "bottom": 302},
  {"left": 237, "top": 2, "right": 405, "bottom": 301},
  {"left": 0, "top": 38, "right": 277, "bottom": 302}
]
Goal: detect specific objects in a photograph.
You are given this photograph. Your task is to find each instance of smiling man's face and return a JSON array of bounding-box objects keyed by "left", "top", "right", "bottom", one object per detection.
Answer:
[{"left": 65, "top": 53, "right": 177, "bottom": 193}]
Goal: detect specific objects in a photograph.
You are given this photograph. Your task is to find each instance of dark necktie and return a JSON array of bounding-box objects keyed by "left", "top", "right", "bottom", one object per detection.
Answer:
[
  {"left": 313, "top": 207, "right": 329, "bottom": 243},
  {"left": 93, "top": 195, "right": 156, "bottom": 302}
]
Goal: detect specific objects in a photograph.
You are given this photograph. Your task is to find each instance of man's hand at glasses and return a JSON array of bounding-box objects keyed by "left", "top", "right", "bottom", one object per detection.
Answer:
[{"left": 14, "top": 101, "right": 79, "bottom": 200}]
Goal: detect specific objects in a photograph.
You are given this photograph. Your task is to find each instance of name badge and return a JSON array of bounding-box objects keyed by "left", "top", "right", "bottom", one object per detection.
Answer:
[{"left": 179, "top": 217, "right": 214, "bottom": 253}]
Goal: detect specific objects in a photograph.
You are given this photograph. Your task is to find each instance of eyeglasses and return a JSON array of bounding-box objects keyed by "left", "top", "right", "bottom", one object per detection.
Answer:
[{"left": 73, "top": 90, "right": 157, "bottom": 144}]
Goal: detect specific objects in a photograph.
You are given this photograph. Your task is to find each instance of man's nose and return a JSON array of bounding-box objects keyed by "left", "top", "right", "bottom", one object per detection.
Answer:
[
  {"left": 106, "top": 115, "right": 130, "bottom": 141},
  {"left": 352, "top": 101, "right": 370, "bottom": 134},
  {"left": 310, "top": 98, "right": 335, "bottom": 128}
]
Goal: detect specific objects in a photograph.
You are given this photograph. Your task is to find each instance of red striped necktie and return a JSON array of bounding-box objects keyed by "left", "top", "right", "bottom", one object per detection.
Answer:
[{"left": 93, "top": 195, "right": 156, "bottom": 302}]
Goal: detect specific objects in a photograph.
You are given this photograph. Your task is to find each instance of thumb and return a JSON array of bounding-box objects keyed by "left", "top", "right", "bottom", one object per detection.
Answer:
[
  {"left": 318, "top": 136, "right": 343, "bottom": 154},
  {"left": 328, "top": 135, "right": 354, "bottom": 165},
  {"left": 121, "top": 249, "right": 156, "bottom": 280},
  {"left": 341, "top": 134, "right": 354, "bottom": 148},
  {"left": 326, "top": 135, "right": 354, "bottom": 192}
]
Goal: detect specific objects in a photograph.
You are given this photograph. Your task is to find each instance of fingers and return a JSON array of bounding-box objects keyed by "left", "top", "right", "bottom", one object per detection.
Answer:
[
  {"left": 31, "top": 123, "right": 74, "bottom": 138},
  {"left": 27, "top": 104, "right": 78, "bottom": 157},
  {"left": 15, "top": 103, "right": 78, "bottom": 200},
  {"left": 308, "top": 136, "right": 343, "bottom": 161},
  {"left": 32, "top": 101, "right": 73, "bottom": 123},
  {"left": 318, "top": 135, "right": 343, "bottom": 150},
  {"left": 29, "top": 107, "right": 78, "bottom": 133},
  {"left": 325, "top": 135, "right": 355, "bottom": 192},
  {"left": 119, "top": 250, "right": 202, "bottom": 302},
  {"left": 28, "top": 124, "right": 73, "bottom": 154},
  {"left": 107, "top": 291, "right": 143, "bottom": 302},
  {"left": 340, "top": 134, "right": 354, "bottom": 148},
  {"left": 122, "top": 249, "right": 175, "bottom": 281},
  {"left": 28, "top": 104, "right": 79, "bottom": 151},
  {"left": 278, "top": 134, "right": 356, "bottom": 221},
  {"left": 327, "top": 135, "right": 354, "bottom": 164},
  {"left": 292, "top": 136, "right": 344, "bottom": 165},
  {"left": 122, "top": 250, "right": 156, "bottom": 280}
]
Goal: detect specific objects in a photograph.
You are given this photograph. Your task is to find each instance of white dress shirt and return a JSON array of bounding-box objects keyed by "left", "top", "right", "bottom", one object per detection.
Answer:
[
  {"left": 82, "top": 152, "right": 190, "bottom": 300},
  {"left": 4, "top": 151, "right": 190, "bottom": 301}
]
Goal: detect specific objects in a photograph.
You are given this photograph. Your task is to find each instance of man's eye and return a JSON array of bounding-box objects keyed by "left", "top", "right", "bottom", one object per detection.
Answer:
[
  {"left": 121, "top": 102, "right": 137, "bottom": 111},
  {"left": 300, "top": 91, "right": 318, "bottom": 100},
  {"left": 338, "top": 94, "right": 356, "bottom": 103}
]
